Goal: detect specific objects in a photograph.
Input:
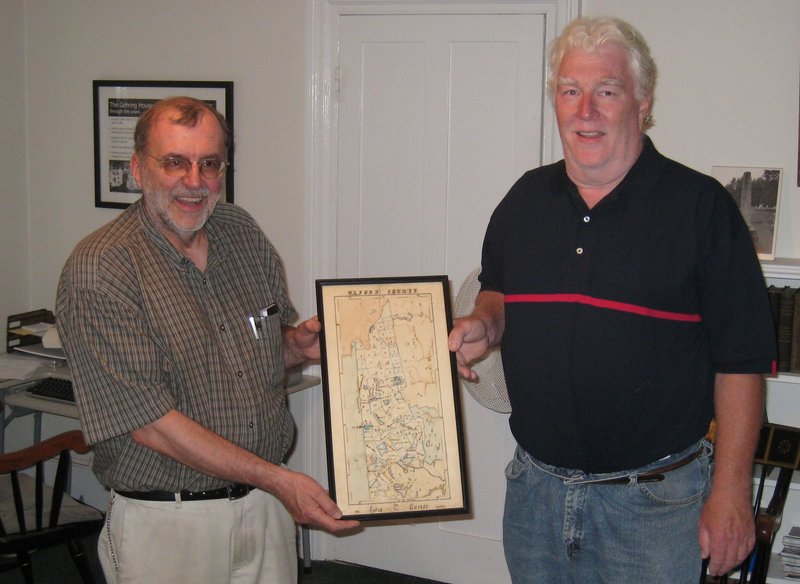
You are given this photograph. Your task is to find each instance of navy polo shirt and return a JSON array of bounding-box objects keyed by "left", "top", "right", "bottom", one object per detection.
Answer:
[{"left": 480, "top": 137, "right": 775, "bottom": 473}]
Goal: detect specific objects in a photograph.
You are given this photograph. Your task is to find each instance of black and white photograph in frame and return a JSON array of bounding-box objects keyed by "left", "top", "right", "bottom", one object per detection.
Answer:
[
  {"left": 711, "top": 166, "right": 783, "bottom": 260},
  {"left": 93, "top": 80, "right": 233, "bottom": 209}
]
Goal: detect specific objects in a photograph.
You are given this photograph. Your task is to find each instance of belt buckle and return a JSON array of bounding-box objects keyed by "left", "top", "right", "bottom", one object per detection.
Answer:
[{"left": 227, "top": 484, "right": 235, "bottom": 500}]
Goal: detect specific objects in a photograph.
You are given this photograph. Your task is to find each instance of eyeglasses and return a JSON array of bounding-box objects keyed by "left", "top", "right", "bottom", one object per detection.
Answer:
[{"left": 143, "top": 152, "right": 229, "bottom": 179}]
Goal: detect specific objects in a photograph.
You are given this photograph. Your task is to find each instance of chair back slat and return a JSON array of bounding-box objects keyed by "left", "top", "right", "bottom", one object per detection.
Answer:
[
  {"left": 49, "top": 450, "right": 72, "bottom": 528},
  {"left": 35, "top": 460, "right": 45, "bottom": 531},
  {"left": 9, "top": 471, "right": 26, "bottom": 535}
]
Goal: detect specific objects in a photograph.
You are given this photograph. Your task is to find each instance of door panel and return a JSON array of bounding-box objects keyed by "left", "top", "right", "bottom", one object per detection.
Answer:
[{"left": 336, "top": 14, "right": 544, "bottom": 283}]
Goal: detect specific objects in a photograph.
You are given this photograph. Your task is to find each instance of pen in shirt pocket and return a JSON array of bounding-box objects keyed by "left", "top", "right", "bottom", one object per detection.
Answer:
[{"left": 248, "top": 303, "right": 278, "bottom": 340}]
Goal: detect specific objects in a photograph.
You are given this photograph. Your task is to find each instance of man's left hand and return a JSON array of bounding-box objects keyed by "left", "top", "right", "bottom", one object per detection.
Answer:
[
  {"left": 283, "top": 316, "right": 322, "bottom": 368},
  {"left": 698, "top": 488, "right": 755, "bottom": 576}
]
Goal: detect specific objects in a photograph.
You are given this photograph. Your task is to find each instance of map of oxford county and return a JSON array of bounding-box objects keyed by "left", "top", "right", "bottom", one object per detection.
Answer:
[{"left": 321, "top": 281, "right": 464, "bottom": 518}]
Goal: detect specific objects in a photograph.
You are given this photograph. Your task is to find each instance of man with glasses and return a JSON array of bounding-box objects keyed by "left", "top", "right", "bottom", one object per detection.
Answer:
[{"left": 56, "top": 96, "right": 359, "bottom": 583}]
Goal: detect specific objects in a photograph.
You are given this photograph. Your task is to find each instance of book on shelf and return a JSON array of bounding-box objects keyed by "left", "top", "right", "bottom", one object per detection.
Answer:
[
  {"left": 793, "top": 289, "right": 800, "bottom": 372},
  {"left": 769, "top": 285, "right": 783, "bottom": 327},
  {"left": 767, "top": 285, "right": 800, "bottom": 373}
]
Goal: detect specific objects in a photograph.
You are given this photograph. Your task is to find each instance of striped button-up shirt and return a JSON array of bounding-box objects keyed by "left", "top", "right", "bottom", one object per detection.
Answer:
[{"left": 56, "top": 201, "right": 296, "bottom": 492}]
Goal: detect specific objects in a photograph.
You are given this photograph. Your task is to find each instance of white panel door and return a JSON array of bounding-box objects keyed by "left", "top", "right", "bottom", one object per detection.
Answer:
[
  {"left": 308, "top": 3, "right": 577, "bottom": 582},
  {"left": 335, "top": 13, "right": 544, "bottom": 281}
]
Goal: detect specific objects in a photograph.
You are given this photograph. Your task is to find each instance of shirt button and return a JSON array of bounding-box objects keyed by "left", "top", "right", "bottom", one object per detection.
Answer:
[
  {"left": 583, "top": 216, "right": 591, "bottom": 223},
  {"left": 248, "top": 421, "right": 254, "bottom": 429},
  {"left": 219, "top": 323, "right": 226, "bottom": 331},
  {"left": 237, "top": 371, "right": 243, "bottom": 378},
  {"left": 202, "top": 277, "right": 207, "bottom": 284},
  {"left": 576, "top": 247, "right": 584, "bottom": 255}
]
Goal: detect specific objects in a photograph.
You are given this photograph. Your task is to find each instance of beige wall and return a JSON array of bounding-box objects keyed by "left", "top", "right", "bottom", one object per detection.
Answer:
[
  {"left": 0, "top": 0, "right": 29, "bottom": 352},
  {"left": 16, "top": 0, "right": 310, "bottom": 320},
  {"left": 4, "top": 0, "right": 798, "bottom": 339},
  {"left": 583, "top": 0, "right": 800, "bottom": 259},
  {"left": 1, "top": 0, "right": 799, "bottom": 575}
]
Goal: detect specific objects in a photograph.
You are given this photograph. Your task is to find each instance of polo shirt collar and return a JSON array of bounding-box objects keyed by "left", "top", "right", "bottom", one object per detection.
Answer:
[
  {"left": 614, "top": 135, "right": 667, "bottom": 200},
  {"left": 551, "top": 134, "right": 667, "bottom": 205}
]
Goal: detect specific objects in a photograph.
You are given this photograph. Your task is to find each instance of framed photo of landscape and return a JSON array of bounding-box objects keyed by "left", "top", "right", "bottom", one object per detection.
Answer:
[
  {"left": 712, "top": 166, "right": 782, "bottom": 260},
  {"left": 315, "top": 275, "right": 469, "bottom": 521}
]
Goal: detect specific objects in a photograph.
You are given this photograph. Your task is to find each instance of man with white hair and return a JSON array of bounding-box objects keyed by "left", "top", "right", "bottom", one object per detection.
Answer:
[{"left": 450, "top": 17, "right": 775, "bottom": 583}]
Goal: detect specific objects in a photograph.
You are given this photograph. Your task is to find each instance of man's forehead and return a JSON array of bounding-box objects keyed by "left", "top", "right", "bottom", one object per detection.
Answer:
[
  {"left": 154, "top": 108, "right": 213, "bottom": 129},
  {"left": 557, "top": 76, "right": 624, "bottom": 86},
  {"left": 149, "top": 110, "right": 224, "bottom": 145},
  {"left": 558, "top": 47, "right": 632, "bottom": 83}
]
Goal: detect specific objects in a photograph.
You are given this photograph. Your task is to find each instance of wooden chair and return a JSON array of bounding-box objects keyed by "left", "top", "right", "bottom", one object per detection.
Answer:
[
  {"left": 0, "top": 430, "right": 105, "bottom": 583},
  {"left": 702, "top": 421, "right": 800, "bottom": 584}
]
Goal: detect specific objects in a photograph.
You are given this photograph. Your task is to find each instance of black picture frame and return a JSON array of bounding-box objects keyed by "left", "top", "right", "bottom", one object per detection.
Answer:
[
  {"left": 316, "top": 275, "right": 469, "bottom": 521},
  {"left": 93, "top": 80, "right": 234, "bottom": 209}
]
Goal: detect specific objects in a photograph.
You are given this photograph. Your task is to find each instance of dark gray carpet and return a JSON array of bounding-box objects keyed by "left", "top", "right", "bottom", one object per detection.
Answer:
[
  {"left": 0, "top": 534, "right": 103, "bottom": 583},
  {"left": 0, "top": 535, "right": 443, "bottom": 583},
  {"left": 301, "top": 561, "right": 444, "bottom": 583}
]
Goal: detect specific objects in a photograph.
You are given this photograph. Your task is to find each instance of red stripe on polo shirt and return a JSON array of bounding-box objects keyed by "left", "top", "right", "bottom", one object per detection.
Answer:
[{"left": 504, "top": 293, "right": 702, "bottom": 323}]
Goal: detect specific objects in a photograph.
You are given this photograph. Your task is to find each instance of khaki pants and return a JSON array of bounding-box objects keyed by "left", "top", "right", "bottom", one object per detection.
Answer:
[{"left": 99, "top": 488, "right": 297, "bottom": 584}]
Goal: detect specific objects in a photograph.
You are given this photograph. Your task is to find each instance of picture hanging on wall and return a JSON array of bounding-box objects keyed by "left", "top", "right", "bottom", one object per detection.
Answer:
[
  {"left": 711, "top": 166, "right": 782, "bottom": 261},
  {"left": 93, "top": 80, "right": 234, "bottom": 209}
]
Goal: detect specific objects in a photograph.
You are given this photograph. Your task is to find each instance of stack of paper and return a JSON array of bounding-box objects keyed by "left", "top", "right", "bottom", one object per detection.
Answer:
[{"left": 780, "top": 526, "right": 800, "bottom": 580}]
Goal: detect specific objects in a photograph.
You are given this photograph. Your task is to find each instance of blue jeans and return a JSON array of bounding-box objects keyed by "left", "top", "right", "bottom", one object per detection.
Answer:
[{"left": 503, "top": 440, "right": 712, "bottom": 584}]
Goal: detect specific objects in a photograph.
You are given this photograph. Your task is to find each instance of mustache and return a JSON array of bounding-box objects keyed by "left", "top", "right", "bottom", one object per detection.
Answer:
[{"left": 170, "top": 185, "right": 213, "bottom": 198}]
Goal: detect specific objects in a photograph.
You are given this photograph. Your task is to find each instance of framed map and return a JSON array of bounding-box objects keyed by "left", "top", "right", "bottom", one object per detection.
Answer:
[{"left": 316, "top": 275, "right": 469, "bottom": 521}]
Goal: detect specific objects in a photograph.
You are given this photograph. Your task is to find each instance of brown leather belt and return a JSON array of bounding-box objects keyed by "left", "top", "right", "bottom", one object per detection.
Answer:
[
  {"left": 116, "top": 483, "right": 254, "bottom": 501},
  {"left": 592, "top": 448, "right": 704, "bottom": 485}
]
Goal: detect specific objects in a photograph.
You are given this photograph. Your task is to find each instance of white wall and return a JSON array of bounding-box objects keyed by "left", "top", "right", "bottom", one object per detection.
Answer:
[
  {"left": 22, "top": 0, "right": 310, "bottom": 314},
  {"left": 583, "top": 0, "right": 800, "bottom": 258},
  {"left": 2, "top": 0, "right": 313, "bottom": 506},
  {"left": 2, "top": 0, "right": 799, "bottom": 576},
  {"left": 5, "top": 0, "right": 797, "bottom": 336},
  {"left": 0, "top": 0, "right": 30, "bottom": 353}
]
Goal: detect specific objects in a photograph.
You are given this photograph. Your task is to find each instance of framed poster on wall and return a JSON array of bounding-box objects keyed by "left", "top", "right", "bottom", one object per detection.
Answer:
[
  {"left": 93, "top": 80, "right": 233, "bottom": 209},
  {"left": 316, "top": 275, "right": 469, "bottom": 521}
]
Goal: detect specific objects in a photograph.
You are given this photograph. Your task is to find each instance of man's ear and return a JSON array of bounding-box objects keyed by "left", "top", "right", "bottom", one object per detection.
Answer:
[
  {"left": 130, "top": 152, "right": 143, "bottom": 189},
  {"left": 639, "top": 94, "right": 654, "bottom": 128}
]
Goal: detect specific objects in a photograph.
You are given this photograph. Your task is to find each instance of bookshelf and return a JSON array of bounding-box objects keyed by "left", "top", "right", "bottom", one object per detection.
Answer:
[
  {"left": 760, "top": 259, "right": 800, "bottom": 583},
  {"left": 762, "top": 257, "right": 800, "bottom": 394}
]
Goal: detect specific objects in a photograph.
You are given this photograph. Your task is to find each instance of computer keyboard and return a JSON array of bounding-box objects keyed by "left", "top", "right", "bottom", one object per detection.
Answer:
[{"left": 27, "top": 377, "right": 75, "bottom": 403}]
